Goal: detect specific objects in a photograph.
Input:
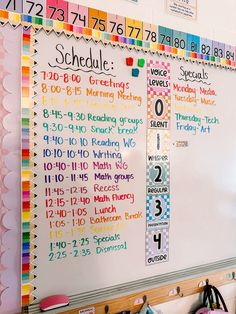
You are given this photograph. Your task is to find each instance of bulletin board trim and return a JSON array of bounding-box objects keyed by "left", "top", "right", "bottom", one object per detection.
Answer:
[
  {"left": 22, "top": 26, "right": 37, "bottom": 307},
  {"left": 0, "top": 9, "right": 236, "bottom": 71},
  {"left": 19, "top": 23, "right": 236, "bottom": 308}
]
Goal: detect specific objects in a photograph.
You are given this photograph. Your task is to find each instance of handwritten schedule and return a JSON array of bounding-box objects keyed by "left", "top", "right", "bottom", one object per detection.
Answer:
[{"left": 32, "top": 31, "right": 147, "bottom": 297}]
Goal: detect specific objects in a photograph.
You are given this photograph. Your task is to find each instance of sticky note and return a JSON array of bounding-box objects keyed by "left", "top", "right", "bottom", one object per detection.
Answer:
[
  {"left": 126, "top": 57, "right": 133, "bottom": 66},
  {"left": 132, "top": 68, "right": 139, "bottom": 77},
  {"left": 138, "top": 58, "right": 145, "bottom": 67}
]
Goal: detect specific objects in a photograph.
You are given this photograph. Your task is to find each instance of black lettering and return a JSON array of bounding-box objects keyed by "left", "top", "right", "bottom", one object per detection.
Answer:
[{"left": 55, "top": 44, "right": 65, "bottom": 64}]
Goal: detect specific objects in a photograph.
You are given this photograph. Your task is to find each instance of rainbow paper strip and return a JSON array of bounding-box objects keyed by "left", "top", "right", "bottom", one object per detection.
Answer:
[
  {"left": 21, "top": 28, "right": 33, "bottom": 307},
  {"left": 1, "top": 0, "right": 236, "bottom": 69},
  {"left": 1, "top": 10, "right": 232, "bottom": 69}
]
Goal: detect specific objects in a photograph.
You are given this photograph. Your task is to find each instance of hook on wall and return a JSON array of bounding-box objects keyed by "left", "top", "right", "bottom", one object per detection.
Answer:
[
  {"left": 198, "top": 279, "right": 209, "bottom": 288},
  {"left": 176, "top": 286, "right": 184, "bottom": 297},
  {"left": 143, "top": 295, "right": 147, "bottom": 303},
  {"left": 225, "top": 272, "right": 236, "bottom": 281},
  {"left": 169, "top": 286, "right": 184, "bottom": 297}
]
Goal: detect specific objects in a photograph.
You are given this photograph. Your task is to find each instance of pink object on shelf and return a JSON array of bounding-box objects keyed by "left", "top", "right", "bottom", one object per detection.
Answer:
[{"left": 40, "top": 295, "right": 69, "bottom": 311}]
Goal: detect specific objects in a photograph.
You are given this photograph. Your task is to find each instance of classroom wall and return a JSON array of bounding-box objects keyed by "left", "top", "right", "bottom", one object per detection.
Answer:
[{"left": 69, "top": 0, "right": 236, "bottom": 312}]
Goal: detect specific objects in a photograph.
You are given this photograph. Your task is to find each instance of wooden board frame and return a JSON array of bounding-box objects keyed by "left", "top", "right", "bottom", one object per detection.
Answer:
[{"left": 24, "top": 267, "right": 236, "bottom": 313}]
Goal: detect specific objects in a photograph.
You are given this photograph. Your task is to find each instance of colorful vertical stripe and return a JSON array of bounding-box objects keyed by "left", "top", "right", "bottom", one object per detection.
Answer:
[
  {"left": 0, "top": 5, "right": 234, "bottom": 69},
  {"left": 21, "top": 28, "right": 33, "bottom": 307}
]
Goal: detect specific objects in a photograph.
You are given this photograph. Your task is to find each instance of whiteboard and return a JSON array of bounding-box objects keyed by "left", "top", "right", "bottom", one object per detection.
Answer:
[{"left": 26, "top": 30, "right": 236, "bottom": 301}]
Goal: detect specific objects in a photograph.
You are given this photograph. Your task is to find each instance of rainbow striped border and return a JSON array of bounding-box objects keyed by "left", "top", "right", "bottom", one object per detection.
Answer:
[
  {"left": 0, "top": 9, "right": 235, "bottom": 69},
  {"left": 21, "top": 27, "right": 34, "bottom": 307},
  {"left": 18, "top": 15, "right": 236, "bottom": 68}
]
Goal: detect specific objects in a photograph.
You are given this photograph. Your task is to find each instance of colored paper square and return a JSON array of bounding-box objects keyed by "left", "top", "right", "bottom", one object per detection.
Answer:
[
  {"left": 146, "top": 162, "right": 170, "bottom": 187},
  {"left": 138, "top": 58, "right": 145, "bottom": 67},
  {"left": 225, "top": 44, "right": 235, "bottom": 61},
  {"left": 146, "top": 228, "right": 169, "bottom": 265},
  {"left": 132, "top": 68, "right": 140, "bottom": 77},
  {"left": 212, "top": 41, "right": 225, "bottom": 59},
  {"left": 173, "top": 30, "right": 187, "bottom": 50},
  {"left": 187, "top": 34, "right": 200, "bottom": 53},
  {"left": 68, "top": 3, "right": 88, "bottom": 27},
  {"left": 147, "top": 129, "right": 170, "bottom": 159},
  {"left": 46, "top": 0, "right": 68, "bottom": 22},
  {"left": 146, "top": 194, "right": 170, "bottom": 224},
  {"left": 126, "top": 57, "right": 133, "bottom": 66},
  {"left": 89, "top": 8, "right": 107, "bottom": 32},
  {"left": 107, "top": 13, "right": 125, "bottom": 36},
  {"left": 200, "top": 38, "right": 213, "bottom": 57},
  {"left": 158, "top": 26, "right": 173, "bottom": 46},
  {"left": 143, "top": 23, "right": 158, "bottom": 43},
  {"left": 126, "top": 17, "right": 143, "bottom": 40},
  {"left": 23, "top": 0, "right": 45, "bottom": 18},
  {"left": 0, "top": 0, "right": 22, "bottom": 13}
]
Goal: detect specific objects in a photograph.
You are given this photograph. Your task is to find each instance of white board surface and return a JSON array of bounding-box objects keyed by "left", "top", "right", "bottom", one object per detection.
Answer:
[{"left": 30, "top": 30, "right": 236, "bottom": 300}]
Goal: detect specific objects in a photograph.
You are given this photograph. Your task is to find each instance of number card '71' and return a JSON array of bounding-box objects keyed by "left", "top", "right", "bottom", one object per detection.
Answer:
[{"left": 0, "top": 0, "right": 23, "bottom": 12}]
